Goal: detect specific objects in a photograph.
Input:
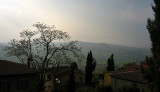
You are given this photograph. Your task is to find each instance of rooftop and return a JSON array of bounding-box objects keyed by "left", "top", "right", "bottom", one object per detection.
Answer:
[
  {"left": 110, "top": 71, "right": 147, "bottom": 84},
  {"left": 0, "top": 60, "right": 38, "bottom": 76}
]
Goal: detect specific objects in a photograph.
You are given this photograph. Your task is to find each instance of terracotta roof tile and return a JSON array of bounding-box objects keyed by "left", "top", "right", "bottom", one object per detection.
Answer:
[
  {"left": 0, "top": 60, "right": 38, "bottom": 75},
  {"left": 111, "top": 71, "right": 147, "bottom": 84}
]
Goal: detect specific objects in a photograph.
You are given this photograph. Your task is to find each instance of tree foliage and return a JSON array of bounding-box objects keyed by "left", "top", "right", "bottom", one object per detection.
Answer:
[
  {"left": 142, "top": 0, "right": 160, "bottom": 92},
  {"left": 92, "top": 72, "right": 99, "bottom": 86},
  {"left": 85, "top": 51, "right": 96, "bottom": 85},
  {"left": 106, "top": 54, "right": 115, "bottom": 71},
  {"left": 4, "top": 22, "right": 82, "bottom": 92}
]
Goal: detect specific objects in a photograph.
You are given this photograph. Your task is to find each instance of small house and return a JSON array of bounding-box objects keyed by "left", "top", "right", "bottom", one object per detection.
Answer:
[
  {"left": 0, "top": 60, "right": 39, "bottom": 92},
  {"left": 44, "top": 66, "right": 85, "bottom": 92}
]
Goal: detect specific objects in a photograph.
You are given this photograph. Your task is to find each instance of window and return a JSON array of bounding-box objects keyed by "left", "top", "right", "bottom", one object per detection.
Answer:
[
  {"left": 0, "top": 80, "right": 10, "bottom": 92},
  {"left": 55, "top": 78, "right": 60, "bottom": 84},
  {"left": 47, "top": 74, "right": 51, "bottom": 80},
  {"left": 17, "top": 79, "right": 28, "bottom": 90}
]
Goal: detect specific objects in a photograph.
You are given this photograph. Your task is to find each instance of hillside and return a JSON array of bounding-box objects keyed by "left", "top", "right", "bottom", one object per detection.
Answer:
[
  {"left": 77, "top": 42, "right": 150, "bottom": 65},
  {"left": 0, "top": 42, "right": 151, "bottom": 68},
  {"left": 0, "top": 43, "right": 18, "bottom": 61}
]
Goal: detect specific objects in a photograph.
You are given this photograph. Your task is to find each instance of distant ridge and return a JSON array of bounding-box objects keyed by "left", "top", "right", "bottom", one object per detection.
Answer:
[
  {"left": 0, "top": 42, "right": 151, "bottom": 66},
  {"left": 77, "top": 41, "right": 150, "bottom": 64}
]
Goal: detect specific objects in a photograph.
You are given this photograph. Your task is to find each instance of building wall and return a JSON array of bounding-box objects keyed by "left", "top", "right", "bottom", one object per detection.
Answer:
[
  {"left": 44, "top": 81, "right": 54, "bottom": 92},
  {"left": 111, "top": 77, "right": 147, "bottom": 92},
  {"left": 0, "top": 74, "right": 38, "bottom": 92},
  {"left": 74, "top": 73, "right": 85, "bottom": 84},
  {"left": 45, "top": 72, "right": 70, "bottom": 92},
  {"left": 44, "top": 71, "right": 85, "bottom": 92},
  {"left": 104, "top": 73, "right": 112, "bottom": 86}
]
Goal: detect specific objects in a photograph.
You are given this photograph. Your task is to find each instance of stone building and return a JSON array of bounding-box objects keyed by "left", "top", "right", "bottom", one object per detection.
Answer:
[
  {"left": 0, "top": 60, "right": 38, "bottom": 92},
  {"left": 44, "top": 66, "right": 85, "bottom": 92}
]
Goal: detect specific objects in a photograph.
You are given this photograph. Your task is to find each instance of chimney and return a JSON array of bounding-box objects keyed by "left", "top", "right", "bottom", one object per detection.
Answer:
[{"left": 27, "top": 57, "right": 30, "bottom": 68}]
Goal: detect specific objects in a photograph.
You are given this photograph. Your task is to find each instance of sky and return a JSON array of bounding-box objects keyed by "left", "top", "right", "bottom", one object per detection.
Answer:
[{"left": 0, "top": 0, "right": 154, "bottom": 48}]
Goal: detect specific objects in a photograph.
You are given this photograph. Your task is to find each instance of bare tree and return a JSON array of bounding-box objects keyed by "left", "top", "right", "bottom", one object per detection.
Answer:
[{"left": 4, "top": 22, "right": 82, "bottom": 92}]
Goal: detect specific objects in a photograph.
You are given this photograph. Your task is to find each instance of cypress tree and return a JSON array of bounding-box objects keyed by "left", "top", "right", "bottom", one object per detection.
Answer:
[
  {"left": 142, "top": 0, "right": 160, "bottom": 92},
  {"left": 106, "top": 54, "right": 115, "bottom": 71},
  {"left": 85, "top": 51, "right": 96, "bottom": 85}
]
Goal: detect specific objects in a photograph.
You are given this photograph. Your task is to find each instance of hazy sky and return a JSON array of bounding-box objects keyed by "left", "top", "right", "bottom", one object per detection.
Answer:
[{"left": 0, "top": 0, "right": 153, "bottom": 48}]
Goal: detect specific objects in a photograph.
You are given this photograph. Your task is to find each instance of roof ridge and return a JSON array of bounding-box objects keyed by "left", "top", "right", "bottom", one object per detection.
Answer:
[
  {"left": 0, "top": 60, "right": 38, "bottom": 76},
  {"left": 111, "top": 71, "right": 147, "bottom": 84},
  {"left": 114, "top": 71, "right": 139, "bottom": 74},
  {"left": 0, "top": 60, "right": 25, "bottom": 65}
]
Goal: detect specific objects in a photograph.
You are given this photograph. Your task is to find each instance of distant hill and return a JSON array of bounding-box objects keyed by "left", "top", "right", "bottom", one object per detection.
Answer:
[
  {"left": 0, "top": 42, "right": 151, "bottom": 67},
  {"left": 0, "top": 43, "right": 18, "bottom": 62},
  {"left": 77, "top": 42, "right": 150, "bottom": 65}
]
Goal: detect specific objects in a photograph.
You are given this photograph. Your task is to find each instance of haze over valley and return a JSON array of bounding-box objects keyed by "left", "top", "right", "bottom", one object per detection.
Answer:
[{"left": 0, "top": 42, "right": 151, "bottom": 67}]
